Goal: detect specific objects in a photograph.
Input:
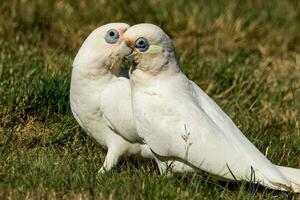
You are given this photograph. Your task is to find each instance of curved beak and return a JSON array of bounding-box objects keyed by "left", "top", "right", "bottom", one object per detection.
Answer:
[
  {"left": 120, "top": 41, "right": 133, "bottom": 57},
  {"left": 120, "top": 39, "right": 137, "bottom": 60}
]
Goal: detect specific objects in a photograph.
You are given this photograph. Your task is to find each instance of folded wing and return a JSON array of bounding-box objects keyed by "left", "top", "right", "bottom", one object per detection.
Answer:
[
  {"left": 100, "top": 77, "right": 142, "bottom": 143},
  {"left": 139, "top": 74, "right": 291, "bottom": 191}
]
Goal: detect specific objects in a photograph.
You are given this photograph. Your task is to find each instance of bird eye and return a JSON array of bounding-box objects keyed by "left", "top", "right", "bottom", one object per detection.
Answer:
[
  {"left": 105, "top": 29, "right": 120, "bottom": 44},
  {"left": 135, "top": 37, "right": 149, "bottom": 52}
]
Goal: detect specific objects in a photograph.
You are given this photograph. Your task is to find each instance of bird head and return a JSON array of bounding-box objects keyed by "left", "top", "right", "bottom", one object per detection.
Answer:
[
  {"left": 73, "top": 23, "right": 132, "bottom": 75},
  {"left": 122, "top": 23, "right": 180, "bottom": 76}
]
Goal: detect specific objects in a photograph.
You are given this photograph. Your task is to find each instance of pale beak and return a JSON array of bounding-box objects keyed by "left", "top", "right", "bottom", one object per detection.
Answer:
[
  {"left": 120, "top": 41, "right": 133, "bottom": 57},
  {"left": 125, "top": 51, "right": 136, "bottom": 61}
]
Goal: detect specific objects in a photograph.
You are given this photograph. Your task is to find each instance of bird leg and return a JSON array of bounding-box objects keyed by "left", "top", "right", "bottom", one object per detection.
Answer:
[{"left": 98, "top": 147, "right": 122, "bottom": 173}]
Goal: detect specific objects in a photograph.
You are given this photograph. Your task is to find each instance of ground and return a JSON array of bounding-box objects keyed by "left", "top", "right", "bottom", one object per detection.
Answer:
[{"left": 0, "top": 0, "right": 299, "bottom": 199}]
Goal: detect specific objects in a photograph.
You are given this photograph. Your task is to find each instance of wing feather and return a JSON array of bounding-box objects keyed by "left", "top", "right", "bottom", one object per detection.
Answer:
[
  {"left": 100, "top": 77, "right": 141, "bottom": 143},
  {"left": 134, "top": 73, "right": 290, "bottom": 189}
]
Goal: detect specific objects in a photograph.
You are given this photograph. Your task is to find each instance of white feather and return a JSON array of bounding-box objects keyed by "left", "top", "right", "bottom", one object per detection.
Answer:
[
  {"left": 70, "top": 23, "right": 150, "bottom": 172},
  {"left": 70, "top": 23, "right": 193, "bottom": 173},
  {"left": 125, "top": 23, "right": 300, "bottom": 192}
]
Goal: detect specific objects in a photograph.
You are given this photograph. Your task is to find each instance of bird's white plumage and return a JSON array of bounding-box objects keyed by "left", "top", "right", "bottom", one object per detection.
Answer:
[
  {"left": 70, "top": 23, "right": 193, "bottom": 173},
  {"left": 100, "top": 76, "right": 142, "bottom": 143},
  {"left": 124, "top": 23, "right": 300, "bottom": 192},
  {"left": 70, "top": 23, "right": 152, "bottom": 172}
]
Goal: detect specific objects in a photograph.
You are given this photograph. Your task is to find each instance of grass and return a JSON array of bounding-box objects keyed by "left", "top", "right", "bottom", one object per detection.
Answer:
[{"left": 0, "top": 0, "right": 299, "bottom": 199}]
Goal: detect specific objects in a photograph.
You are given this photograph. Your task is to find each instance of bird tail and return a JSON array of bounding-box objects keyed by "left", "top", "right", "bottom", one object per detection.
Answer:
[{"left": 276, "top": 165, "right": 300, "bottom": 193}]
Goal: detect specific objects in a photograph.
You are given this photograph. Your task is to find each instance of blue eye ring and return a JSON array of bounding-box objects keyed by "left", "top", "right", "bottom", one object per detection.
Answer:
[
  {"left": 105, "top": 29, "right": 120, "bottom": 44},
  {"left": 135, "top": 37, "right": 149, "bottom": 52}
]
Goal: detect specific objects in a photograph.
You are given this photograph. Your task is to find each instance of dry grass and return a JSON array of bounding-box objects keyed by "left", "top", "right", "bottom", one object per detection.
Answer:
[{"left": 0, "top": 0, "right": 299, "bottom": 199}]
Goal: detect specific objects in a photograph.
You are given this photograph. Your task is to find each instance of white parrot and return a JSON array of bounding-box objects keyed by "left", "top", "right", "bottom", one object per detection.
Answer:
[
  {"left": 122, "top": 23, "right": 300, "bottom": 192},
  {"left": 70, "top": 23, "right": 192, "bottom": 173}
]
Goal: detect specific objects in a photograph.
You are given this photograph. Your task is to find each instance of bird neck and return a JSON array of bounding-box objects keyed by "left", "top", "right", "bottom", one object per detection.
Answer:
[
  {"left": 134, "top": 49, "right": 180, "bottom": 76},
  {"left": 72, "top": 56, "right": 122, "bottom": 80},
  {"left": 130, "top": 53, "right": 180, "bottom": 88},
  {"left": 72, "top": 42, "right": 122, "bottom": 78}
]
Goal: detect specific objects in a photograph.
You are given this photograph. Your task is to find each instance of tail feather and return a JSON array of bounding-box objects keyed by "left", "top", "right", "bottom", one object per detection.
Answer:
[{"left": 276, "top": 165, "right": 300, "bottom": 193}]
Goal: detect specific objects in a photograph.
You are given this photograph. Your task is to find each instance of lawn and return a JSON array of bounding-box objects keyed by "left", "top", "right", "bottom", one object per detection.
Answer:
[{"left": 0, "top": 0, "right": 299, "bottom": 199}]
